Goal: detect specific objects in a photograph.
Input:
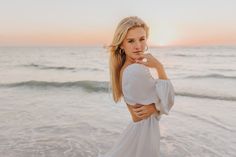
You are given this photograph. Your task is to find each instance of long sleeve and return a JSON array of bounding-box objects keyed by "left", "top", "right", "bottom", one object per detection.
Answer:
[
  {"left": 122, "top": 63, "right": 175, "bottom": 117},
  {"left": 154, "top": 79, "right": 175, "bottom": 116}
]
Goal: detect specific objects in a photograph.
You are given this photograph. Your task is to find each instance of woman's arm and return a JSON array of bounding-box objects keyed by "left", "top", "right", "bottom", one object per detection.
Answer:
[
  {"left": 126, "top": 104, "right": 143, "bottom": 122},
  {"left": 132, "top": 53, "right": 169, "bottom": 118},
  {"left": 154, "top": 63, "right": 168, "bottom": 80},
  {"left": 127, "top": 103, "right": 160, "bottom": 122}
]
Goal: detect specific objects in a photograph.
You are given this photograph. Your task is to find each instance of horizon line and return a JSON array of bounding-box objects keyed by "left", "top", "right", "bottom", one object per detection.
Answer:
[{"left": 0, "top": 43, "right": 236, "bottom": 48}]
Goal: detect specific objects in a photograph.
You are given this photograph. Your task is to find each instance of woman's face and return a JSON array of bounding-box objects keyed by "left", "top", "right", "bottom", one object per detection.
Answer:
[{"left": 120, "top": 27, "right": 147, "bottom": 63}]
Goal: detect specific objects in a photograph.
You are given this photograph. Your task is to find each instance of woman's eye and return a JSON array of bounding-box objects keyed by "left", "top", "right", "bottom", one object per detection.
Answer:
[
  {"left": 128, "top": 40, "right": 134, "bottom": 43},
  {"left": 140, "top": 38, "right": 145, "bottom": 41}
]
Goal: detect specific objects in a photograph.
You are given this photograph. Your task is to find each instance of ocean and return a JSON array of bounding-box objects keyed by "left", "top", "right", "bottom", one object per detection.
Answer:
[{"left": 0, "top": 46, "right": 235, "bottom": 157}]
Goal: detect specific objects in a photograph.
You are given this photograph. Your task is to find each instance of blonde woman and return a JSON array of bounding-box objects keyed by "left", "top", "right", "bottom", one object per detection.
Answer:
[{"left": 99, "top": 16, "right": 175, "bottom": 157}]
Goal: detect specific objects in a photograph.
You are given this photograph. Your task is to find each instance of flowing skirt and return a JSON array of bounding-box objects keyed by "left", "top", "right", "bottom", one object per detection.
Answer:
[{"left": 98, "top": 115, "right": 161, "bottom": 157}]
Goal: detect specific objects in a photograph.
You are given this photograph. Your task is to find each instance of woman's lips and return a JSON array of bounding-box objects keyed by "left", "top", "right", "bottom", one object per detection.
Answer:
[
  {"left": 133, "top": 51, "right": 142, "bottom": 54},
  {"left": 133, "top": 51, "right": 143, "bottom": 60}
]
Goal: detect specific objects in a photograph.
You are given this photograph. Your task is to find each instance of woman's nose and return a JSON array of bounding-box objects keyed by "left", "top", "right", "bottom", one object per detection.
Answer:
[{"left": 134, "top": 42, "right": 142, "bottom": 51}]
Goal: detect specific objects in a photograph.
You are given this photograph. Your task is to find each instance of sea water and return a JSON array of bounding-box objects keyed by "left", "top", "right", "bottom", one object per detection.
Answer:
[{"left": 0, "top": 46, "right": 235, "bottom": 157}]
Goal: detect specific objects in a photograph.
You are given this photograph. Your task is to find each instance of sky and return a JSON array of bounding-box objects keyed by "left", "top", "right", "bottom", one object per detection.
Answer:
[{"left": 0, "top": 0, "right": 236, "bottom": 47}]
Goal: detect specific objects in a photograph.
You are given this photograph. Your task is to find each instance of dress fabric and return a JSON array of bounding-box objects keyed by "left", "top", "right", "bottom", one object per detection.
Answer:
[{"left": 99, "top": 63, "right": 175, "bottom": 157}]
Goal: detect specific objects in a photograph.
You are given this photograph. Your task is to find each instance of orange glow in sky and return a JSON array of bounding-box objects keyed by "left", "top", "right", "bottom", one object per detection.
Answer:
[{"left": 0, "top": 0, "right": 236, "bottom": 47}]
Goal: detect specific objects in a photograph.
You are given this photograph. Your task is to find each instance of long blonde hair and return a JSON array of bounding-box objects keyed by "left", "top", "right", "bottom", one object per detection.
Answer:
[{"left": 108, "top": 16, "right": 149, "bottom": 103}]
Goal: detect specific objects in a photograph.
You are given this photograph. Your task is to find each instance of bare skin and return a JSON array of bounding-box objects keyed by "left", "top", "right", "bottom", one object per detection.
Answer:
[{"left": 120, "top": 27, "right": 169, "bottom": 122}]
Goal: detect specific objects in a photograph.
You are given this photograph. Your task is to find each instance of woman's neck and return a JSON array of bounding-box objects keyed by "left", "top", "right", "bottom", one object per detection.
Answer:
[{"left": 125, "top": 57, "right": 136, "bottom": 65}]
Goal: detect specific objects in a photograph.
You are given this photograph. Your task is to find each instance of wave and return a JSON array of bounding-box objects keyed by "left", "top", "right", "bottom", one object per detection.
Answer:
[
  {"left": 22, "top": 63, "right": 103, "bottom": 72},
  {"left": 176, "top": 92, "right": 236, "bottom": 101},
  {"left": 185, "top": 74, "right": 236, "bottom": 80},
  {"left": 1, "top": 80, "right": 235, "bottom": 101},
  {"left": 172, "top": 53, "right": 236, "bottom": 58},
  {"left": 0, "top": 80, "right": 109, "bottom": 92},
  {"left": 209, "top": 54, "right": 236, "bottom": 57},
  {"left": 23, "top": 63, "right": 76, "bottom": 71},
  {"left": 210, "top": 68, "right": 235, "bottom": 71},
  {"left": 173, "top": 54, "right": 197, "bottom": 57}
]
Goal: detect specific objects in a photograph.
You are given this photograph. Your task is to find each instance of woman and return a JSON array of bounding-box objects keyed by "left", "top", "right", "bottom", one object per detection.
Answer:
[{"left": 99, "top": 16, "right": 175, "bottom": 157}]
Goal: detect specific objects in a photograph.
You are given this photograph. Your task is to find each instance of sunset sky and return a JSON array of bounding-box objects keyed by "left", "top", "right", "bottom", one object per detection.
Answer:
[{"left": 0, "top": 0, "right": 236, "bottom": 47}]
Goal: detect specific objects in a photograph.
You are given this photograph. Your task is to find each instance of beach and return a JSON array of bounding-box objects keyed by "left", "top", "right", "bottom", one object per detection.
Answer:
[{"left": 0, "top": 46, "right": 235, "bottom": 157}]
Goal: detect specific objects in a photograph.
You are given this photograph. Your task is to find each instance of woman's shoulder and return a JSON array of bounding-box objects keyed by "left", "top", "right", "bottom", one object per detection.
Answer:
[{"left": 123, "top": 63, "right": 148, "bottom": 76}]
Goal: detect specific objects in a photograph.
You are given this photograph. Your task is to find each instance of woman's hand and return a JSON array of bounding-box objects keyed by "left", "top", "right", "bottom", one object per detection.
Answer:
[
  {"left": 135, "top": 53, "right": 163, "bottom": 69},
  {"left": 132, "top": 103, "right": 159, "bottom": 120},
  {"left": 135, "top": 53, "right": 168, "bottom": 80}
]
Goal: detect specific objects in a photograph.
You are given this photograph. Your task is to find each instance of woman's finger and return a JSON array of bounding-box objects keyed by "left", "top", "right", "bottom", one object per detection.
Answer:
[
  {"left": 133, "top": 106, "right": 144, "bottom": 112},
  {"left": 135, "top": 59, "right": 148, "bottom": 65},
  {"left": 133, "top": 106, "right": 148, "bottom": 112},
  {"left": 137, "top": 110, "right": 153, "bottom": 118},
  {"left": 134, "top": 108, "right": 146, "bottom": 115},
  {"left": 135, "top": 112, "right": 144, "bottom": 117},
  {"left": 139, "top": 113, "right": 149, "bottom": 119},
  {"left": 135, "top": 110, "right": 148, "bottom": 117}
]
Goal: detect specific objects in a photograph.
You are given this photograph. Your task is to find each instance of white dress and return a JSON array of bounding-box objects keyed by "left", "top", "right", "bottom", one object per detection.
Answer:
[{"left": 99, "top": 63, "right": 175, "bottom": 157}]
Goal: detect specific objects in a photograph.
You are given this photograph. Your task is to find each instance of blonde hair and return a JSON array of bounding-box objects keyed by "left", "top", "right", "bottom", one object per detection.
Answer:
[{"left": 108, "top": 16, "right": 149, "bottom": 103}]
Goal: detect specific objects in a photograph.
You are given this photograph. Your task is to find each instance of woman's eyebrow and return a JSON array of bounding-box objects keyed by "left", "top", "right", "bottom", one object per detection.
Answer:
[{"left": 126, "top": 36, "right": 146, "bottom": 40}]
